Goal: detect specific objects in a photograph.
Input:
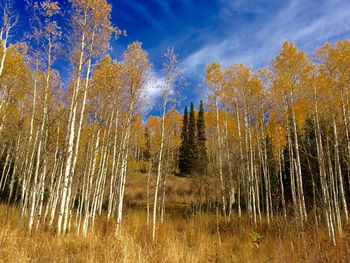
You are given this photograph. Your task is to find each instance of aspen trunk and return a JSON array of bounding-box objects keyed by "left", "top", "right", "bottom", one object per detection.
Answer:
[
  {"left": 291, "top": 102, "right": 307, "bottom": 224},
  {"left": 152, "top": 96, "right": 167, "bottom": 241},
  {"left": 235, "top": 99, "right": 243, "bottom": 218},
  {"left": 314, "top": 86, "right": 336, "bottom": 245},
  {"left": 215, "top": 96, "right": 226, "bottom": 215},
  {"left": 333, "top": 117, "right": 349, "bottom": 223},
  {"left": 224, "top": 111, "right": 234, "bottom": 218},
  {"left": 147, "top": 161, "right": 152, "bottom": 226},
  {"left": 107, "top": 111, "right": 119, "bottom": 219},
  {"left": 57, "top": 13, "right": 88, "bottom": 235}
]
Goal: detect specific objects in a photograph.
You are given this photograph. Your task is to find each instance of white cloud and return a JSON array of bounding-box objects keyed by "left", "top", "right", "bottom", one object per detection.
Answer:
[
  {"left": 141, "top": 70, "right": 163, "bottom": 113},
  {"left": 145, "top": 71, "right": 162, "bottom": 98},
  {"left": 180, "top": 0, "right": 350, "bottom": 76},
  {"left": 219, "top": 0, "right": 272, "bottom": 16},
  {"left": 181, "top": 38, "right": 239, "bottom": 76}
]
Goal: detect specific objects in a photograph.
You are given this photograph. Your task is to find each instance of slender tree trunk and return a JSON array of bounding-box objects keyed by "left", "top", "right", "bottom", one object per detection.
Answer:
[
  {"left": 146, "top": 160, "right": 152, "bottom": 226},
  {"left": 57, "top": 12, "right": 88, "bottom": 235},
  {"left": 333, "top": 117, "right": 348, "bottom": 223},
  {"left": 224, "top": 111, "right": 234, "bottom": 218},
  {"left": 313, "top": 86, "right": 336, "bottom": 245},
  {"left": 214, "top": 96, "right": 226, "bottom": 215},
  {"left": 152, "top": 96, "right": 167, "bottom": 241},
  {"left": 235, "top": 99, "right": 243, "bottom": 218}
]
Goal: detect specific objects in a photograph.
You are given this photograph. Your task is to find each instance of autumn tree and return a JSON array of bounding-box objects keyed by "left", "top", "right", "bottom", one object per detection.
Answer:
[
  {"left": 205, "top": 63, "right": 226, "bottom": 215},
  {"left": 57, "top": 0, "right": 116, "bottom": 235},
  {"left": 0, "top": 2, "right": 18, "bottom": 78},
  {"left": 152, "top": 47, "right": 179, "bottom": 241}
]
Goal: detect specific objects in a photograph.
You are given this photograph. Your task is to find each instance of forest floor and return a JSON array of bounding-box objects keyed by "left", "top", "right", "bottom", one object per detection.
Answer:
[{"left": 0, "top": 173, "right": 350, "bottom": 262}]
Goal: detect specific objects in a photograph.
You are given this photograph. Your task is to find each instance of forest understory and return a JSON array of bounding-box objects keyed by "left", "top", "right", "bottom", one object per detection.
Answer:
[{"left": 1, "top": 173, "right": 350, "bottom": 263}]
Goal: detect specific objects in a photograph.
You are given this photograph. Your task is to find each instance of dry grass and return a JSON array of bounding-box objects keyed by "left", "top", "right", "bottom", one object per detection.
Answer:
[
  {"left": 1, "top": 204, "right": 350, "bottom": 263},
  {"left": 0, "top": 173, "right": 348, "bottom": 262},
  {"left": 124, "top": 172, "right": 217, "bottom": 208}
]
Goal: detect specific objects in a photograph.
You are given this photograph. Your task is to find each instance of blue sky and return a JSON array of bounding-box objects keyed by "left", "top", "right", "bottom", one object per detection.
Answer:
[{"left": 9, "top": 0, "right": 350, "bottom": 114}]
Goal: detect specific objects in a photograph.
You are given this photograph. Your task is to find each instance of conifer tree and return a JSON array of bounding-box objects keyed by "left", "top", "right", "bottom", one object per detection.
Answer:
[
  {"left": 144, "top": 126, "right": 151, "bottom": 161},
  {"left": 179, "top": 106, "right": 190, "bottom": 175},
  {"left": 196, "top": 100, "right": 208, "bottom": 175},
  {"left": 187, "top": 102, "right": 198, "bottom": 173}
]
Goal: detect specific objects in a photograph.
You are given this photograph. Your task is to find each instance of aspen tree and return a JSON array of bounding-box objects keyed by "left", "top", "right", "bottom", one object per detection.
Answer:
[
  {"left": 115, "top": 42, "right": 150, "bottom": 230},
  {"left": 152, "top": 47, "right": 179, "bottom": 241},
  {"left": 205, "top": 63, "right": 227, "bottom": 215},
  {"left": 89, "top": 56, "right": 123, "bottom": 221},
  {"left": 271, "top": 42, "right": 309, "bottom": 227},
  {"left": 312, "top": 81, "right": 336, "bottom": 244},
  {"left": 0, "top": 2, "right": 17, "bottom": 78},
  {"left": 267, "top": 111, "right": 287, "bottom": 219},
  {"left": 223, "top": 64, "right": 264, "bottom": 225},
  {"left": 317, "top": 42, "right": 350, "bottom": 224},
  {"left": 145, "top": 117, "right": 161, "bottom": 225},
  {"left": 2, "top": 0, "right": 350, "bottom": 246},
  {"left": 27, "top": 0, "right": 61, "bottom": 232},
  {"left": 58, "top": 0, "right": 115, "bottom": 234}
]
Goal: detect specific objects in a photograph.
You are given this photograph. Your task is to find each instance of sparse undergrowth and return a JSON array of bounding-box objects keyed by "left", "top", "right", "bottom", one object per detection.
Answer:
[{"left": 0, "top": 205, "right": 349, "bottom": 263}]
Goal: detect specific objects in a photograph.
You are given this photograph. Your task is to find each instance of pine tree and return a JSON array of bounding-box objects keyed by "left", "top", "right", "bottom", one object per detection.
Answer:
[
  {"left": 144, "top": 127, "right": 151, "bottom": 161},
  {"left": 187, "top": 102, "right": 198, "bottom": 173},
  {"left": 179, "top": 107, "right": 190, "bottom": 175},
  {"left": 196, "top": 100, "right": 208, "bottom": 175}
]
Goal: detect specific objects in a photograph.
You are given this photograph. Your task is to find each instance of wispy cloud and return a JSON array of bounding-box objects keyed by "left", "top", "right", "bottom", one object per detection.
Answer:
[
  {"left": 142, "top": 70, "right": 163, "bottom": 112},
  {"left": 180, "top": 0, "right": 350, "bottom": 77},
  {"left": 109, "top": 0, "right": 350, "bottom": 110},
  {"left": 219, "top": 0, "right": 273, "bottom": 17},
  {"left": 180, "top": 38, "right": 239, "bottom": 76},
  {"left": 152, "top": 0, "right": 175, "bottom": 22},
  {"left": 123, "top": 1, "right": 163, "bottom": 31}
]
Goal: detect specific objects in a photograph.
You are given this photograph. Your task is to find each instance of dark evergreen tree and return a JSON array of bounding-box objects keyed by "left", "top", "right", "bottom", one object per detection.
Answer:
[
  {"left": 144, "top": 127, "right": 151, "bottom": 161},
  {"left": 187, "top": 102, "right": 198, "bottom": 173},
  {"left": 196, "top": 100, "right": 208, "bottom": 175},
  {"left": 179, "top": 107, "right": 190, "bottom": 175}
]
